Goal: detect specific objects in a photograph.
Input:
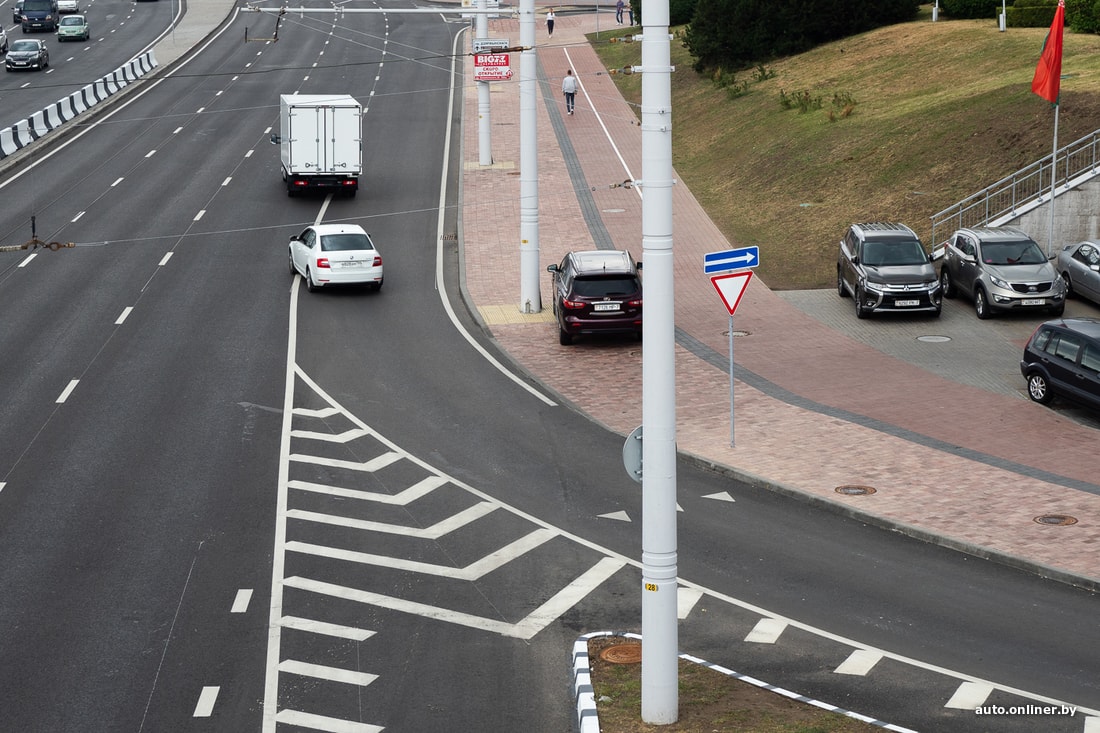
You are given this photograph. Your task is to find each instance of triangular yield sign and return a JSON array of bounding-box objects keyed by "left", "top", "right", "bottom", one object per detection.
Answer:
[{"left": 710, "top": 271, "right": 753, "bottom": 315}]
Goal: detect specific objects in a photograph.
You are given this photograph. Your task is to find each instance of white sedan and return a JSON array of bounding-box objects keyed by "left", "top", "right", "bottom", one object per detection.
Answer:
[
  {"left": 289, "top": 223, "right": 383, "bottom": 292},
  {"left": 57, "top": 0, "right": 78, "bottom": 12}
]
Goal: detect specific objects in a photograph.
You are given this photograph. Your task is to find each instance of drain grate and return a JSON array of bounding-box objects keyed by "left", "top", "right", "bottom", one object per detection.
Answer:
[
  {"left": 599, "top": 643, "right": 642, "bottom": 665},
  {"left": 1034, "top": 514, "right": 1078, "bottom": 526},
  {"left": 835, "top": 485, "right": 877, "bottom": 496}
]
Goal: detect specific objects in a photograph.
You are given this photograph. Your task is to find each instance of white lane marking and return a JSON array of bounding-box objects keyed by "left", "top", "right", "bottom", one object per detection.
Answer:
[
  {"left": 281, "top": 616, "right": 375, "bottom": 642},
  {"left": 293, "top": 406, "right": 340, "bottom": 418},
  {"left": 702, "top": 491, "right": 735, "bottom": 502},
  {"left": 745, "top": 618, "right": 788, "bottom": 644},
  {"left": 279, "top": 659, "right": 377, "bottom": 686},
  {"left": 56, "top": 380, "right": 79, "bottom": 403},
  {"left": 289, "top": 427, "right": 368, "bottom": 443},
  {"left": 19, "top": 253, "right": 36, "bottom": 267},
  {"left": 287, "top": 501, "right": 496, "bottom": 538},
  {"left": 288, "top": 475, "right": 447, "bottom": 505},
  {"left": 834, "top": 649, "right": 883, "bottom": 676},
  {"left": 173, "top": 126, "right": 183, "bottom": 134},
  {"left": 145, "top": 149, "right": 156, "bottom": 158},
  {"left": 196, "top": 106, "right": 204, "bottom": 113},
  {"left": 111, "top": 177, "right": 124, "bottom": 186},
  {"left": 245, "top": 149, "right": 254, "bottom": 158},
  {"left": 678, "top": 587, "right": 704, "bottom": 619},
  {"left": 158, "top": 252, "right": 173, "bottom": 266},
  {"left": 1084, "top": 717, "right": 1100, "bottom": 733},
  {"left": 115, "top": 307, "right": 133, "bottom": 325},
  {"left": 275, "top": 709, "right": 382, "bottom": 733},
  {"left": 433, "top": 31, "right": 556, "bottom": 408},
  {"left": 597, "top": 510, "right": 631, "bottom": 522},
  {"left": 0, "top": 482, "right": 5, "bottom": 493},
  {"left": 221, "top": 177, "right": 232, "bottom": 187},
  {"left": 286, "top": 527, "right": 555, "bottom": 580},
  {"left": 192, "top": 686, "right": 219, "bottom": 717},
  {"left": 284, "top": 556, "right": 624, "bottom": 640},
  {"left": 945, "top": 681, "right": 994, "bottom": 709},
  {"left": 231, "top": 588, "right": 253, "bottom": 613},
  {"left": 289, "top": 452, "right": 401, "bottom": 472},
  {"left": 71, "top": 211, "right": 85, "bottom": 222},
  {"left": 193, "top": 210, "right": 205, "bottom": 221}
]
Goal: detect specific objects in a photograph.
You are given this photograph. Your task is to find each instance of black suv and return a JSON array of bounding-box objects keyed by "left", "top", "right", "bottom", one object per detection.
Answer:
[
  {"left": 836, "top": 222, "right": 941, "bottom": 319},
  {"left": 1020, "top": 317, "right": 1100, "bottom": 411},
  {"left": 547, "top": 250, "right": 642, "bottom": 345}
]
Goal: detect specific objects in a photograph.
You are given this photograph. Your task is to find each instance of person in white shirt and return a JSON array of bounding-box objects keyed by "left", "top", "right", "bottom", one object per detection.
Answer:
[
  {"left": 546, "top": 8, "right": 555, "bottom": 36},
  {"left": 562, "top": 69, "right": 578, "bottom": 115}
]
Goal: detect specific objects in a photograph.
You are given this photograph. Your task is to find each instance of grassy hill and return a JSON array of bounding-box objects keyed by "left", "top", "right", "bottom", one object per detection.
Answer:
[{"left": 592, "top": 6, "right": 1100, "bottom": 289}]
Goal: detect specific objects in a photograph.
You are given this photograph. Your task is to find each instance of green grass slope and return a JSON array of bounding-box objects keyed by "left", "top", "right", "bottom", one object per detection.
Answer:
[{"left": 592, "top": 8, "right": 1100, "bottom": 289}]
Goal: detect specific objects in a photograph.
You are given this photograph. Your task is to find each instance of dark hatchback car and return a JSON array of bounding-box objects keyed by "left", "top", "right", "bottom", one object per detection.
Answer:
[
  {"left": 1020, "top": 317, "right": 1100, "bottom": 412},
  {"left": 547, "top": 250, "right": 642, "bottom": 345}
]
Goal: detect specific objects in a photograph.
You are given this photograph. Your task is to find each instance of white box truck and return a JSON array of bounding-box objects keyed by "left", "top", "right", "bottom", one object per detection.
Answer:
[{"left": 275, "top": 94, "right": 362, "bottom": 197}]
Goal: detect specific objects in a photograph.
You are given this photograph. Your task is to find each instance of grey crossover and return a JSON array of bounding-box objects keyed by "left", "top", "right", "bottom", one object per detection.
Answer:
[{"left": 836, "top": 222, "right": 941, "bottom": 319}]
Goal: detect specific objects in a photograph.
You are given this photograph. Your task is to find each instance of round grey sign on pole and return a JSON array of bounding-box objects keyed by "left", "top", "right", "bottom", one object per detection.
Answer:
[{"left": 622, "top": 425, "right": 643, "bottom": 483}]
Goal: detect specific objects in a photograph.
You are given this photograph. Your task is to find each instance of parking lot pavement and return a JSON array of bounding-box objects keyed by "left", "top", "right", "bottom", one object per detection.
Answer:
[{"left": 461, "top": 10, "right": 1100, "bottom": 589}]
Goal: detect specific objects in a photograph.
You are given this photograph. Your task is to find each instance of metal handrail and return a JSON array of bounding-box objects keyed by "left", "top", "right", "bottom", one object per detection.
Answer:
[{"left": 929, "top": 129, "right": 1100, "bottom": 247}]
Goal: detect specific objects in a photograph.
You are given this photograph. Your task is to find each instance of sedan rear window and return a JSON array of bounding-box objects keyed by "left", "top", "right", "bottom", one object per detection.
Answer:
[
  {"left": 321, "top": 234, "right": 373, "bottom": 252},
  {"left": 572, "top": 276, "right": 639, "bottom": 298}
]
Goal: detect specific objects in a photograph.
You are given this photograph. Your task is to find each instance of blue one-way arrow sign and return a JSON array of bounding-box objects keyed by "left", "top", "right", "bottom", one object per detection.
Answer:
[{"left": 704, "top": 246, "right": 759, "bottom": 274}]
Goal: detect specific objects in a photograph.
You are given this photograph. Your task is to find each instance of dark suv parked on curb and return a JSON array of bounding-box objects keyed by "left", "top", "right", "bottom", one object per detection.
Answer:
[
  {"left": 548, "top": 250, "right": 643, "bottom": 345},
  {"left": 1020, "top": 317, "right": 1100, "bottom": 412},
  {"left": 939, "top": 226, "right": 1065, "bottom": 319},
  {"left": 836, "top": 222, "right": 941, "bottom": 319}
]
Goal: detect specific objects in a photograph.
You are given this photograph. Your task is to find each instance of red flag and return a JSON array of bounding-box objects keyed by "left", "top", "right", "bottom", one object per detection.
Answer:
[{"left": 1032, "top": 0, "right": 1066, "bottom": 104}]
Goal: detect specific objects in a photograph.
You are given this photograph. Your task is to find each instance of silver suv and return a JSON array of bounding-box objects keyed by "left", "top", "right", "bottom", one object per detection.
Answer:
[
  {"left": 836, "top": 222, "right": 941, "bottom": 319},
  {"left": 939, "top": 226, "right": 1065, "bottom": 319}
]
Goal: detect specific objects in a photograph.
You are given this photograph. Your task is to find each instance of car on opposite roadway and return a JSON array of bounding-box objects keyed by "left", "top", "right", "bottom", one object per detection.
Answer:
[
  {"left": 836, "top": 222, "right": 941, "bottom": 319},
  {"left": 0, "top": 25, "right": 7, "bottom": 54},
  {"left": 1020, "top": 317, "right": 1100, "bottom": 412},
  {"left": 288, "top": 223, "right": 383, "bottom": 293},
  {"left": 939, "top": 226, "right": 1065, "bottom": 319},
  {"left": 5, "top": 39, "right": 49, "bottom": 70},
  {"left": 56, "top": 13, "right": 88, "bottom": 40},
  {"left": 11, "top": 0, "right": 23, "bottom": 23},
  {"left": 56, "top": 0, "right": 77, "bottom": 12},
  {"left": 547, "top": 249, "right": 643, "bottom": 345},
  {"left": 1056, "top": 240, "right": 1100, "bottom": 308}
]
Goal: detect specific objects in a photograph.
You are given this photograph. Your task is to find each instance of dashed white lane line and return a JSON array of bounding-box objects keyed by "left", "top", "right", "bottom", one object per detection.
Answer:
[
  {"left": 56, "top": 380, "right": 79, "bottom": 404},
  {"left": 231, "top": 588, "right": 253, "bottom": 613},
  {"left": 834, "top": 649, "right": 883, "bottom": 676},
  {"left": 745, "top": 617, "right": 788, "bottom": 644},
  {"left": 192, "top": 686, "right": 219, "bottom": 717},
  {"left": 945, "top": 681, "right": 994, "bottom": 709},
  {"left": 158, "top": 252, "right": 173, "bottom": 267},
  {"left": 115, "top": 307, "right": 133, "bottom": 325}
]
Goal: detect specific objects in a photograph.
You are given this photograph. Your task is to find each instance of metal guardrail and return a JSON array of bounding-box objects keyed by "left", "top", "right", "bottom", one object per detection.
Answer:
[{"left": 929, "top": 129, "right": 1100, "bottom": 247}]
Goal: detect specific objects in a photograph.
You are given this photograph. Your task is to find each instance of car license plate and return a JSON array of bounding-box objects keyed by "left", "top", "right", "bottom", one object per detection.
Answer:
[
  {"left": 340, "top": 262, "right": 361, "bottom": 268},
  {"left": 1022, "top": 298, "right": 1045, "bottom": 306},
  {"left": 896, "top": 299, "right": 919, "bottom": 307},
  {"left": 594, "top": 302, "right": 619, "bottom": 312}
]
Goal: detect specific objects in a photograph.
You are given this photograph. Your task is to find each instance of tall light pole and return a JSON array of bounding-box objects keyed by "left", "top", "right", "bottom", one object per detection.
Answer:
[
  {"left": 518, "top": 0, "right": 540, "bottom": 313},
  {"left": 476, "top": 0, "right": 492, "bottom": 166},
  {"left": 639, "top": 0, "right": 678, "bottom": 723}
]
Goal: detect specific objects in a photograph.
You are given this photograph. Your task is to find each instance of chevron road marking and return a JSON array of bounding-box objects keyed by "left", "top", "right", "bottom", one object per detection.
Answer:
[
  {"left": 290, "top": 452, "right": 402, "bottom": 473},
  {"left": 283, "top": 556, "right": 625, "bottom": 640},
  {"left": 275, "top": 709, "right": 383, "bottom": 733},
  {"left": 287, "top": 475, "right": 448, "bottom": 504},
  {"left": 745, "top": 618, "right": 788, "bottom": 644},
  {"left": 945, "top": 681, "right": 994, "bottom": 709},
  {"left": 678, "top": 587, "right": 704, "bottom": 619},
  {"left": 286, "top": 501, "right": 497, "bottom": 538},
  {"left": 279, "top": 659, "right": 378, "bottom": 687},
  {"left": 286, "top": 527, "right": 556, "bottom": 580},
  {"left": 280, "top": 616, "right": 375, "bottom": 642},
  {"left": 290, "top": 427, "right": 370, "bottom": 443},
  {"left": 834, "top": 649, "right": 883, "bottom": 676}
]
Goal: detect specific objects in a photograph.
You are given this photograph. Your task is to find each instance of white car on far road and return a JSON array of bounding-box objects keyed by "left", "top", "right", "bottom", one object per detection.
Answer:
[
  {"left": 289, "top": 223, "right": 384, "bottom": 293},
  {"left": 57, "top": 0, "right": 78, "bottom": 12}
]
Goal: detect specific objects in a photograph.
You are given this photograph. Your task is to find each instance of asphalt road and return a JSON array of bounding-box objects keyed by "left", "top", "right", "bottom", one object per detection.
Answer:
[{"left": 0, "top": 5, "right": 1098, "bottom": 733}]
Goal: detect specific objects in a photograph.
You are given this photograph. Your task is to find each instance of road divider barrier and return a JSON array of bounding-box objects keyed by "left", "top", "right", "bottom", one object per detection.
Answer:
[{"left": 0, "top": 51, "right": 158, "bottom": 160}]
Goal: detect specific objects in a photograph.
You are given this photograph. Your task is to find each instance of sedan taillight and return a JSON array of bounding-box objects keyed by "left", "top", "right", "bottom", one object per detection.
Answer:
[
  {"left": 316, "top": 257, "right": 331, "bottom": 269},
  {"left": 562, "top": 298, "right": 586, "bottom": 310},
  {"left": 372, "top": 255, "right": 382, "bottom": 266}
]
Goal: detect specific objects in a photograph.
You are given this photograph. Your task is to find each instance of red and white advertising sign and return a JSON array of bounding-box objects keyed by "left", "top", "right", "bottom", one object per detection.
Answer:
[
  {"left": 474, "top": 53, "right": 513, "bottom": 81},
  {"left": 710, "top": 271, "right": 753, "bottom": 315}
]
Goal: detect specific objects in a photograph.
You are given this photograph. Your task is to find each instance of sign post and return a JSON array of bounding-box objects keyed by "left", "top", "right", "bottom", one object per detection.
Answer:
[{"left": 705, "top": 246, "right": 760, "bottom": 447}]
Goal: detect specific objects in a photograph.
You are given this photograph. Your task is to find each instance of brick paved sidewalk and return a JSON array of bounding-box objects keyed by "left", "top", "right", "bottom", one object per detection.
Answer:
[{"left": 460, "top": 10, "right": 1100, "bottom": 588}]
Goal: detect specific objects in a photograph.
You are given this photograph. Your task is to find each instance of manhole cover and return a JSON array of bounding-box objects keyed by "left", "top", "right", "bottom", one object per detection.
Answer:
[
  {"left": 917, "top": 335, "right": 951, "bottom": 343},
  {"left": 1034, "top": 514, "right": 1078, "bottom": 526},
  {"left": 600, "top": 644, "right": 642, "bottom": 664},
  {"left": 835, "top": 485, "right": 877, "bottom": 496}
]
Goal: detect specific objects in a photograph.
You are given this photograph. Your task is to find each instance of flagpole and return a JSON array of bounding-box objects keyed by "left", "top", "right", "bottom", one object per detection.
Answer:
[{"left": 1047, "top": 104, "right": 1058, "bottom": 258}]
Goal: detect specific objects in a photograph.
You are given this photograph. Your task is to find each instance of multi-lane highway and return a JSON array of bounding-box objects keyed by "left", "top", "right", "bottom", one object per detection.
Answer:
[{"left": 1, "top": 3, "right": 1099, "bottom": 732}]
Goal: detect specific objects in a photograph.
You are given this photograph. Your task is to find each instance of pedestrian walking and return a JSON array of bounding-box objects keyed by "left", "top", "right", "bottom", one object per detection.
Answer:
[
  {"left": 562, "top": 69, "right": 577, "bottom": 115},
  {"left": 546, "top": 8, "right": 555, "bottom": 37},
  {"left": 615, "top": 0, "right": 624, "bottom": 24},
  {"left": 627, "top": 3, "right": 634, "bottom": 24}
]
